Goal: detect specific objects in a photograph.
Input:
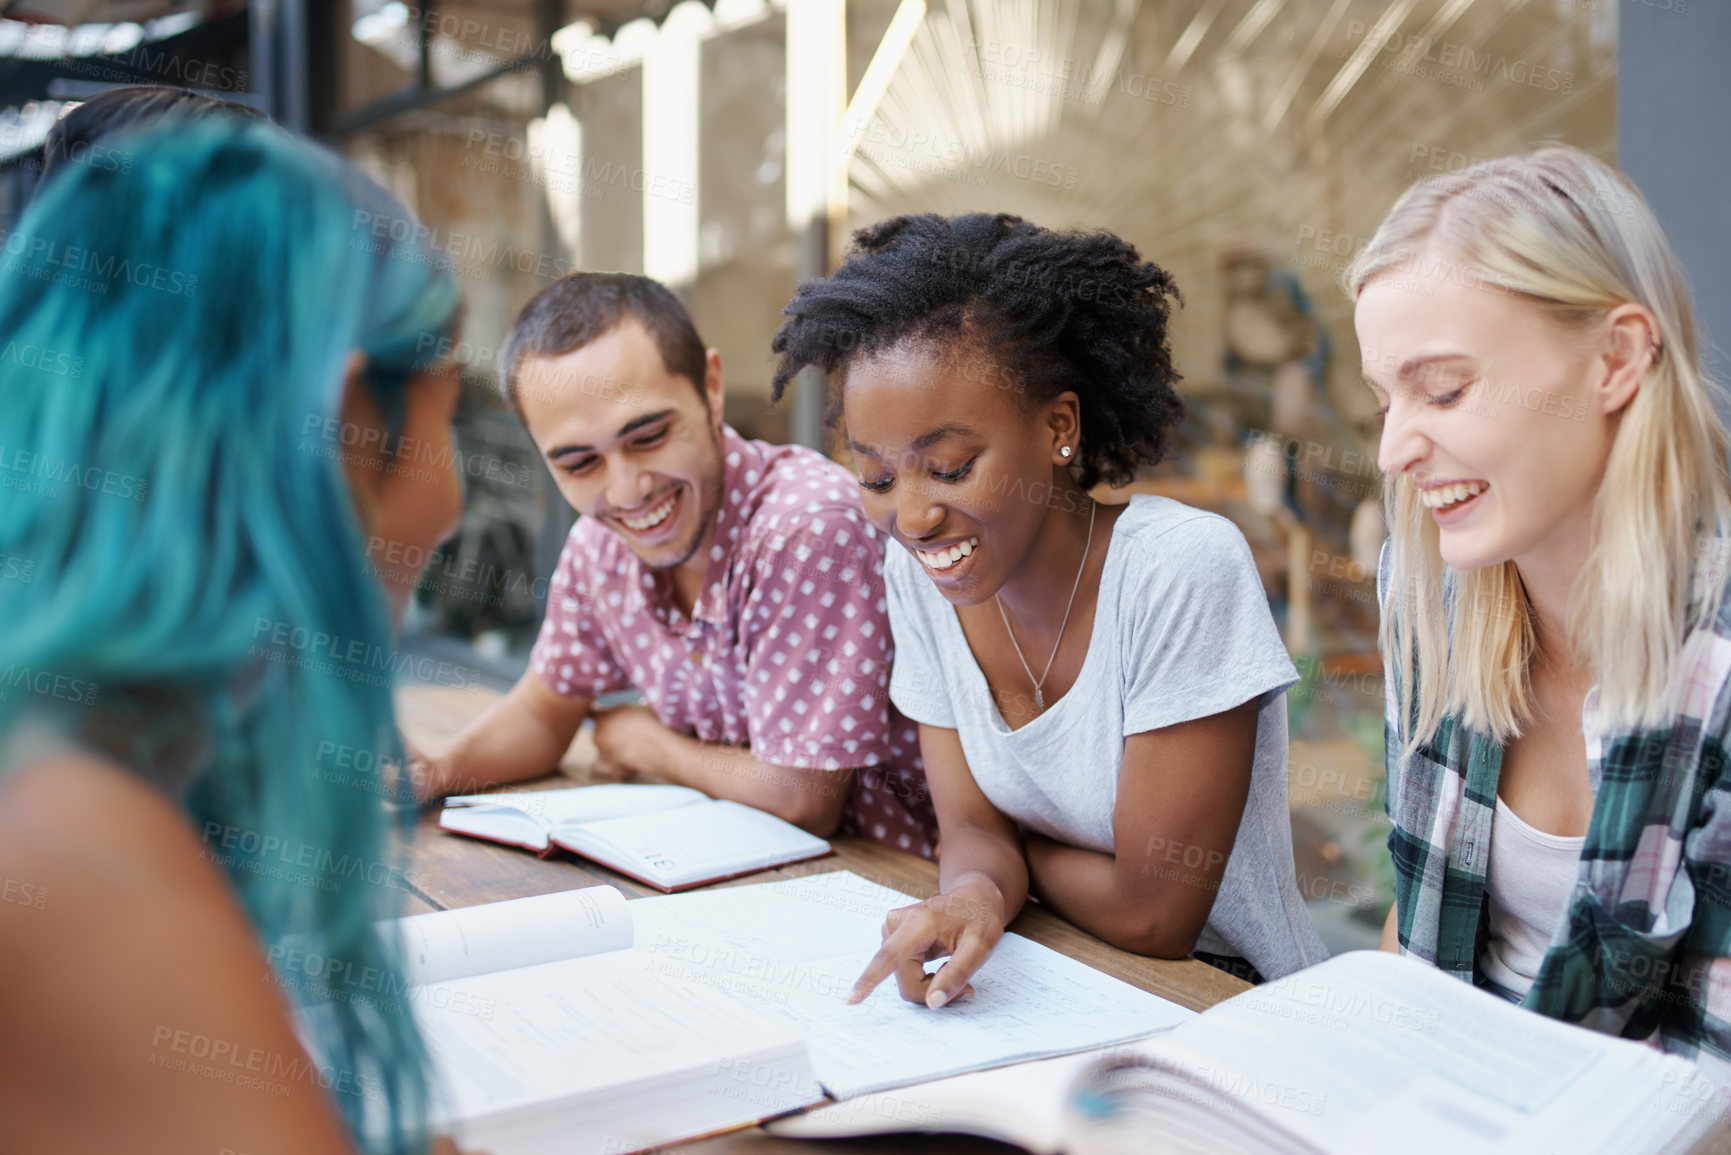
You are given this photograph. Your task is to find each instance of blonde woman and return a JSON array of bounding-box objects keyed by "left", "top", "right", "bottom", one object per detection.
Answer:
[{"left": 1352, "top": 145, "right": 1731, "bottom": 1078}]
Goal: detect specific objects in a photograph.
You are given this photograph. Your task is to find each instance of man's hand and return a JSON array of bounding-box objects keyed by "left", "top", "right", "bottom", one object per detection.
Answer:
[
  {"left": 590, "top": 704, "right": 668, "bottom": 782},
  {"left": 847, "top": 873, "right": 1005, "bottom": 1009},
  {"left": 389, "top": 736, "right": 442, "bottom": 804},
  {"left": 587, "top": 757, "right": 636, "bottom": 783}
]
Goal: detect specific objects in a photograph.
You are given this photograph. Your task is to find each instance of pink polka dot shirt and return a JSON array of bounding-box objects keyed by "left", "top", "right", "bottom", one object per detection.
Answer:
[{"left": 531, "top": 425, "right": 936, "bottom": 857}]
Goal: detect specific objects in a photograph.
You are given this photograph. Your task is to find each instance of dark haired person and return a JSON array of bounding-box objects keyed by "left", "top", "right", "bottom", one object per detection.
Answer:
[
  {"left": 412, "top": 273, "right": 937, "bottom": 854},
  {"left": 771, "top": 214, "right": 1325, "bottom": 1008},
  {"left": 37, "top": 84, "right": 266, "bottom": 185}
]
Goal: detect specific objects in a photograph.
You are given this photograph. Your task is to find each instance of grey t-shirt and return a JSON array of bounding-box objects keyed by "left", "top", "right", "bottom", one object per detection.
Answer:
[{"left": 885, "top": 495, "right": 1327, "bottom": 981}]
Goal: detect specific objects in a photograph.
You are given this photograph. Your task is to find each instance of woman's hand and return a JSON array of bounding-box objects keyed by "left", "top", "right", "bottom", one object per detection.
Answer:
[{"left": 848, "top": 873, "right": 1006, "bottom": 1009}]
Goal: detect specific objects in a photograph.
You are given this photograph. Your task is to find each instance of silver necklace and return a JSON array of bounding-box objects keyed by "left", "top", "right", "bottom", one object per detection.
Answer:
[{"left": 995, "top": 499, "right": 1096, "bottom": 713}]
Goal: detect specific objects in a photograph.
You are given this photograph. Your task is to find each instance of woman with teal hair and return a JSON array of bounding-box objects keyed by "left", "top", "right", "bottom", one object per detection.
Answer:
[{"left": 0, "top": 120, "right": 465, "bottom": 1152}]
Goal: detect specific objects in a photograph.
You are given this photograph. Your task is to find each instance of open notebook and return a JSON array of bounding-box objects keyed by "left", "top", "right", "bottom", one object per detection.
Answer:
[
  {"left": 389, "top": 870, "right": 1193, "bottom": 1155},
  {"left": 437, "top": 783, "right": 832, "bottom": 891},
  {"left": 769, "top": 949, "right": 1722, "bottom": 1155}
]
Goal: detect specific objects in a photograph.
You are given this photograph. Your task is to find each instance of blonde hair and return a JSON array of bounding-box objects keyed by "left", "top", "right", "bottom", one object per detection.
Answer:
[{"left": 1346, "top": 146, "right": 1731, "bottom": 747}]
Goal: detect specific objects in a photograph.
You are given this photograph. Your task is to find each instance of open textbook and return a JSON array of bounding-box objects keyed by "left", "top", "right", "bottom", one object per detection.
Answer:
[
  {"left": 394, "top": 886, "right": 816, "bottom": 1155},
  {"left": 437, "top": 783, "right": 832, "bottom": 891},
  {"left": 769, "top": 949, "right": 1722, "bottom": 1155},
  {"left": 387, "top": 870, "right": 1192, "bottom": 1155}
]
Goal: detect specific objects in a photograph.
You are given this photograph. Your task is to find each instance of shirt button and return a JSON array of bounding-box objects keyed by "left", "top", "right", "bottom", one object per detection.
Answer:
[{"left": 690, "top": 650, "right": 706, "bottom": 665}]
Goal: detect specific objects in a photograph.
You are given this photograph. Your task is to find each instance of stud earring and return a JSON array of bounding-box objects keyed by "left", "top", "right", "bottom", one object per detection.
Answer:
[{"left": 1060, "top": 446, "right": 1072, "bottom": 459}]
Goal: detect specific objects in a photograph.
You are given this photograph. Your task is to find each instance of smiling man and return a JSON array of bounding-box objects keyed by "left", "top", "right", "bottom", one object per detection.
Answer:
[{"left": 413, "top": 273, "right": 936, "bottom": 853}]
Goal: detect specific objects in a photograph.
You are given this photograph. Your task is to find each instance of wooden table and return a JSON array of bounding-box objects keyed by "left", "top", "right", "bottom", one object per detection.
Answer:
[
  {"left": 398, "top": 684, "right": 1731, "bottom": 1155},
  {"left": 395, "top": 684, "right": 1250, "bottom": 1153}
]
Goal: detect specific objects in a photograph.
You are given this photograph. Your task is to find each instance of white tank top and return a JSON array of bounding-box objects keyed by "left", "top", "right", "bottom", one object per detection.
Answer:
[{"left": 1480, "top": 795, "right": 1585, "bottom": 996}]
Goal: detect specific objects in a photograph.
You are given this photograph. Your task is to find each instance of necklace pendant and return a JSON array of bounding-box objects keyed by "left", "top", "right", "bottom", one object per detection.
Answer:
[{"left": 1034, "top": 688, "right": 1044, "bottom": 712}]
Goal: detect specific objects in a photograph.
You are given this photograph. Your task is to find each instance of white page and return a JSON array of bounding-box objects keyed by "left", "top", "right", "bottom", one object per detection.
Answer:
[
  {"left": 629, "top": 870, "right": 1193, "bottom": 1099},
  {"left": 439, "top": 805, "right": 554, "bottom": 852},
  {"left": 1116, "top": 950, "right": 1714, "bottom": 1155},
  {"left": 412, "top": 948, "right": 815, "bottom": 1129},
  {"left": 395, "top": 886, "right": 632, "bottom": 986},
  {"left": 443, "top": 783, "right": 708, "bottom": 825},
  {"left": 768, "top": 1033, "right": 1182, "bottom": 1153},
  {"left": 557, "top": 799, "right": 831, "bottom": 889}
]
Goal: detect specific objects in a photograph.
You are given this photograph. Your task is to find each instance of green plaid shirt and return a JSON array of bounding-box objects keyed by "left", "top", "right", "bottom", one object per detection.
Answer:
[{"left": 1381, "top": 541, "right": 1731, "bottom": 1069}]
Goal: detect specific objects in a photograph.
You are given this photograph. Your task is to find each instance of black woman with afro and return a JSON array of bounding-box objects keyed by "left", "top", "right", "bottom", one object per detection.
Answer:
[{"left": 772, "top": 213, "right": 1325, "bottom": 1007}]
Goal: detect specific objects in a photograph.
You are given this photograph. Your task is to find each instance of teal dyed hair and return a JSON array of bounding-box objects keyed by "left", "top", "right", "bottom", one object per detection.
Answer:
[{"left": 0, "top": 121, "right": 461, "bottom": 1152}]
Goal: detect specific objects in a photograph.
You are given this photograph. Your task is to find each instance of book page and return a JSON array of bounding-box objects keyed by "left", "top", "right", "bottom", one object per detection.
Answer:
[
  {"left": 395, "top": 886, "right": 633, "bottom": 986},
  {"left": 438, "top": 805, "right": 553, "bottom": 852},
  {"left": 412, "top": 948, "right": 817, "bottom": 1129},
  {"left": 628, "top": 870, "right": 1193, "bottom": 1099},
  {"left": 556, "top": 799, "right": 831, "bottom": 890},
  {"left": 1113, "top": 950, "right": 1712, "bottom": 1155},
  {"left": 768, "top": 1036, "right": 1175, "bottom": 1153},
  {"left": 444, "top": 783, "right": 708, "bottom": 825}
]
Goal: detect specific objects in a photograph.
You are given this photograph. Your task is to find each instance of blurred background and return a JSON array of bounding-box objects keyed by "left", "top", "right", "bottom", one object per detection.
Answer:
[{"left": 0, "top": 0, "right": 1720, "bottom": 951}]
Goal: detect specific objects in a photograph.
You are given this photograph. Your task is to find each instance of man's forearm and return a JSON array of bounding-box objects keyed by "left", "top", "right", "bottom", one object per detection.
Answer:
[
  {"left": 1024, "top": 835, "right": 1213, "bottom": 958},
  {"left": 420, "top": 688, "right": 586, "bottom": 799},
  {"left": 641, "top": 729, "right": 850, "bottom": 835}
]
